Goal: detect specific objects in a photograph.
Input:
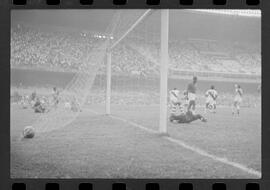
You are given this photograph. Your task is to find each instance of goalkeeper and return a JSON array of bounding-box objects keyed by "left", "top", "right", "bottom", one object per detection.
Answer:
[
  {"left": 33, "top": 98, "right": 46, "bottom": 113},
  {"left": 170, "top": 110, "right": 207, "bottom": 124}
]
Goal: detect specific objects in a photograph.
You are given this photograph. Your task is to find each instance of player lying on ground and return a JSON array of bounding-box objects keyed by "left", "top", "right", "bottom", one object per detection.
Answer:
[
  {"left": 205, "top": 85, "right": 218, "bottom": 113},
  {"left": 169, "top": 88, "right": 206, "bottom": 124},
  {"left": 169, "top": 110, "right": 207, "bottom": 123},
  {"left": 232, "top": 84, "right": 243, "bottom": 116},
  {"left": 33, "top": 98, "right": 46, "bottom": 113}
]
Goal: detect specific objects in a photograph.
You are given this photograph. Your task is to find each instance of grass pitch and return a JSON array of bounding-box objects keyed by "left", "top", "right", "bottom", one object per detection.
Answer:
[{"left": 10, "top": 103, "right": 261, "bottom": 179}]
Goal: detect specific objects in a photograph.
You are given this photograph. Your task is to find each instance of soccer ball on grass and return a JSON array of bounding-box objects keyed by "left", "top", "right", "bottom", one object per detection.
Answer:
[{"left": 22, "top": 126, "right": 35, "bottom": 139}]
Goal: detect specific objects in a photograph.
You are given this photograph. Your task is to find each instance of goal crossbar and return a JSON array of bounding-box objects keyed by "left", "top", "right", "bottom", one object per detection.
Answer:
[{"left": 109, "top": 9, "right": 152, "bottom": 50}]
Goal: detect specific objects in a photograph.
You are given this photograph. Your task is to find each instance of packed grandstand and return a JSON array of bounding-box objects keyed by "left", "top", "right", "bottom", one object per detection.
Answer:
[{"left": 11, "top": 24, "right": 261, "bottom": 77}]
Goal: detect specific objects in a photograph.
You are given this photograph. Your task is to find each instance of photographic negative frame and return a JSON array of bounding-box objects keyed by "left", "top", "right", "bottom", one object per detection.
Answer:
[{"left": 1, "top": 0, "right": 269, "bottom": 190}]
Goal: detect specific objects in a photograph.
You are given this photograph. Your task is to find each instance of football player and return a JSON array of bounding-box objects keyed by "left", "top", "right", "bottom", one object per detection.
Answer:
[
  {"left": 169, "top": 88, "right": 181, "bottom": 115},
  {"left": 52, "top": 87, "right": 60, "bottom": 108},
  {"left": 169, "top": 110, "right": 207, "bottom": 124},
  {"left": 232, "top": 84, "right": 243, "bottom": 116},
  {"left": 205, "top": 85, "right": 218, "bottom": 113},
  {"left": 33, "top": 97, "right": 46, "bottom": 113},
  {"left": 187, "top": 76, "right": 198, "bottom": 113}
]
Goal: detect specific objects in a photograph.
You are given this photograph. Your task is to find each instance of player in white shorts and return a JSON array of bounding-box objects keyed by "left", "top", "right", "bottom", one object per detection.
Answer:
[
  {"left": 169, "top": 88, "right": 180, "bottom": 105},
  {"left": 169, "top": 88, "right": 182, "bottom": 116},
  {"left": 232, "top": 84, "right": 243, "bottom": 116},
  {"left": 205, "top": 85, "right": 218, "bottom": 113}
]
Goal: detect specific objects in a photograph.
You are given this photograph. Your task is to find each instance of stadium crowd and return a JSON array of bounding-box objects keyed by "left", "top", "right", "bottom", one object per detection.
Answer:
[
  {"left": 11, "top": 24, "right": 261, "bottom": 76},
  {"left": 11, "top": 24, "right": 101, "bottom": 71}
]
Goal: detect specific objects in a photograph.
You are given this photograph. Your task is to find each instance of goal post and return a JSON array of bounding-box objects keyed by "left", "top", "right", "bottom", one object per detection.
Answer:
[
  {"left": 105, "top": 9, "right": 152, "bottom": 116},
  {"left": 105, "top": 9, "right": 170, "bottom": 134},
  {"left": 106, "top": 50, "right": 112, "bottom": 115},
  {"left": 159, "top": 9, "right": 169, "bottom": 134}
]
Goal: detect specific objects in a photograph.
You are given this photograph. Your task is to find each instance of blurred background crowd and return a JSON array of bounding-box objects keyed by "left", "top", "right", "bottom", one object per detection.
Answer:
[{"left": 11, "top": 24, "right": 260, "bottom": 76}]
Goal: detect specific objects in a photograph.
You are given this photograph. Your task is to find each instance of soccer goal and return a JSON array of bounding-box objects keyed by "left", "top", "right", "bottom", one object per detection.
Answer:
[
  {"left": 30, "top": 11, "right": 122, "bottom": 134},
  {"left": 88, "top": 9, "right": 170, "bottom": 134},
  {"left": 107, "top": 9, "right": 169, "bottom": 133},
  {"left": 29, "top": 10, "right": 169, "bottom": 134}
]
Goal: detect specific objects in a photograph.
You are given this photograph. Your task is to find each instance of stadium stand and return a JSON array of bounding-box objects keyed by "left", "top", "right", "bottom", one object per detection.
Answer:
[{"left": 11, "top": 24, "right": 261, "bottom": 75}]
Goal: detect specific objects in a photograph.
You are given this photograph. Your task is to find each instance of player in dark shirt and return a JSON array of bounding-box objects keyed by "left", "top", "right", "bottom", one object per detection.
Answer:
[
  {"left": 169, "top": 110, "right": 207, "bottom": 124},
  {"left": 187, "top": 76, "right": 197, "bottom": 112},
  {"left": 30, "top": 91, "right": 37, "bottom": 102},
  {"left": 33, "top": 98, "right": 46, "bottom": 113}
]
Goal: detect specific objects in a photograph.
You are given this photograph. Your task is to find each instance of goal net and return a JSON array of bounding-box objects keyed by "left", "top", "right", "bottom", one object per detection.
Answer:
[
  {"left": 88, "top": 10, "right": 166, "bottom": 132},
  {"left": 32, "top": 12, "right": 121, "bottom": 134}
]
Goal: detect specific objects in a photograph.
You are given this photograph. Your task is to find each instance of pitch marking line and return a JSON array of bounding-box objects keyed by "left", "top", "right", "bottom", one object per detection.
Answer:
[{"left": 86, "top": 108, "right": 261, "bottom": 178}]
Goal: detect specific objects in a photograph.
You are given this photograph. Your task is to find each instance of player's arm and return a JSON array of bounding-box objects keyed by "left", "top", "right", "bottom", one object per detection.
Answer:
[{"left": 205, "top": 90, "right": 209, "bottom": 97}]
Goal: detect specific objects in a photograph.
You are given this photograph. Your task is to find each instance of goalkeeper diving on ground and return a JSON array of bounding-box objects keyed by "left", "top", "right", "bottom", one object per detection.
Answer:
[{"left": 168, "top": 87, "right": 207, "bottom": 124}]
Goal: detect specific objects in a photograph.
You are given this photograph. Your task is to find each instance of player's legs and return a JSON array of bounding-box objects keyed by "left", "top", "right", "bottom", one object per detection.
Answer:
[
  {"left": 232, "top": 100, "right": 238, "bottom": 115},
  {"left": 170, "top": 114, "right": 185, "bottom": 123},
  {"left": 213, "top": 101, "right": 217, "bottom": 109},
  {"left": 180, "top": 112, "right": 207, "bottom": 123},
  {"left": 192, "top": 101, "right": 196, "bottom": 113},
  {"left": 232, "top": 100, "right": 236, "bottom": 114},
  {"left": 213, "top": 102, "right": 217, "bottom": 113},
  {"left": 236, "top": 101, "right": 240, "bottom": 115},
  {"left": 187, "top": 93, "right": 196, "bottom": 113},
  {"left": 205, "top": 101, "right": 210, "bottom": 113},
  {"left": 188, "top": 100, "right": 195, "bottom": 112}
]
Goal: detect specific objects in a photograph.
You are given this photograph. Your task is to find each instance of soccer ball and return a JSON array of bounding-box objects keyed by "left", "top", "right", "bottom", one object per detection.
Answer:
[{"left": 22, "top": 126, "right": 35, "bottom": 139}]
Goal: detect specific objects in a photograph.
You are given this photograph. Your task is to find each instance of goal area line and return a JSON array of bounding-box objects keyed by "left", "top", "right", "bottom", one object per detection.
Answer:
[{"left": 85, "top": 108, "right": 261, "bottom": 178}]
